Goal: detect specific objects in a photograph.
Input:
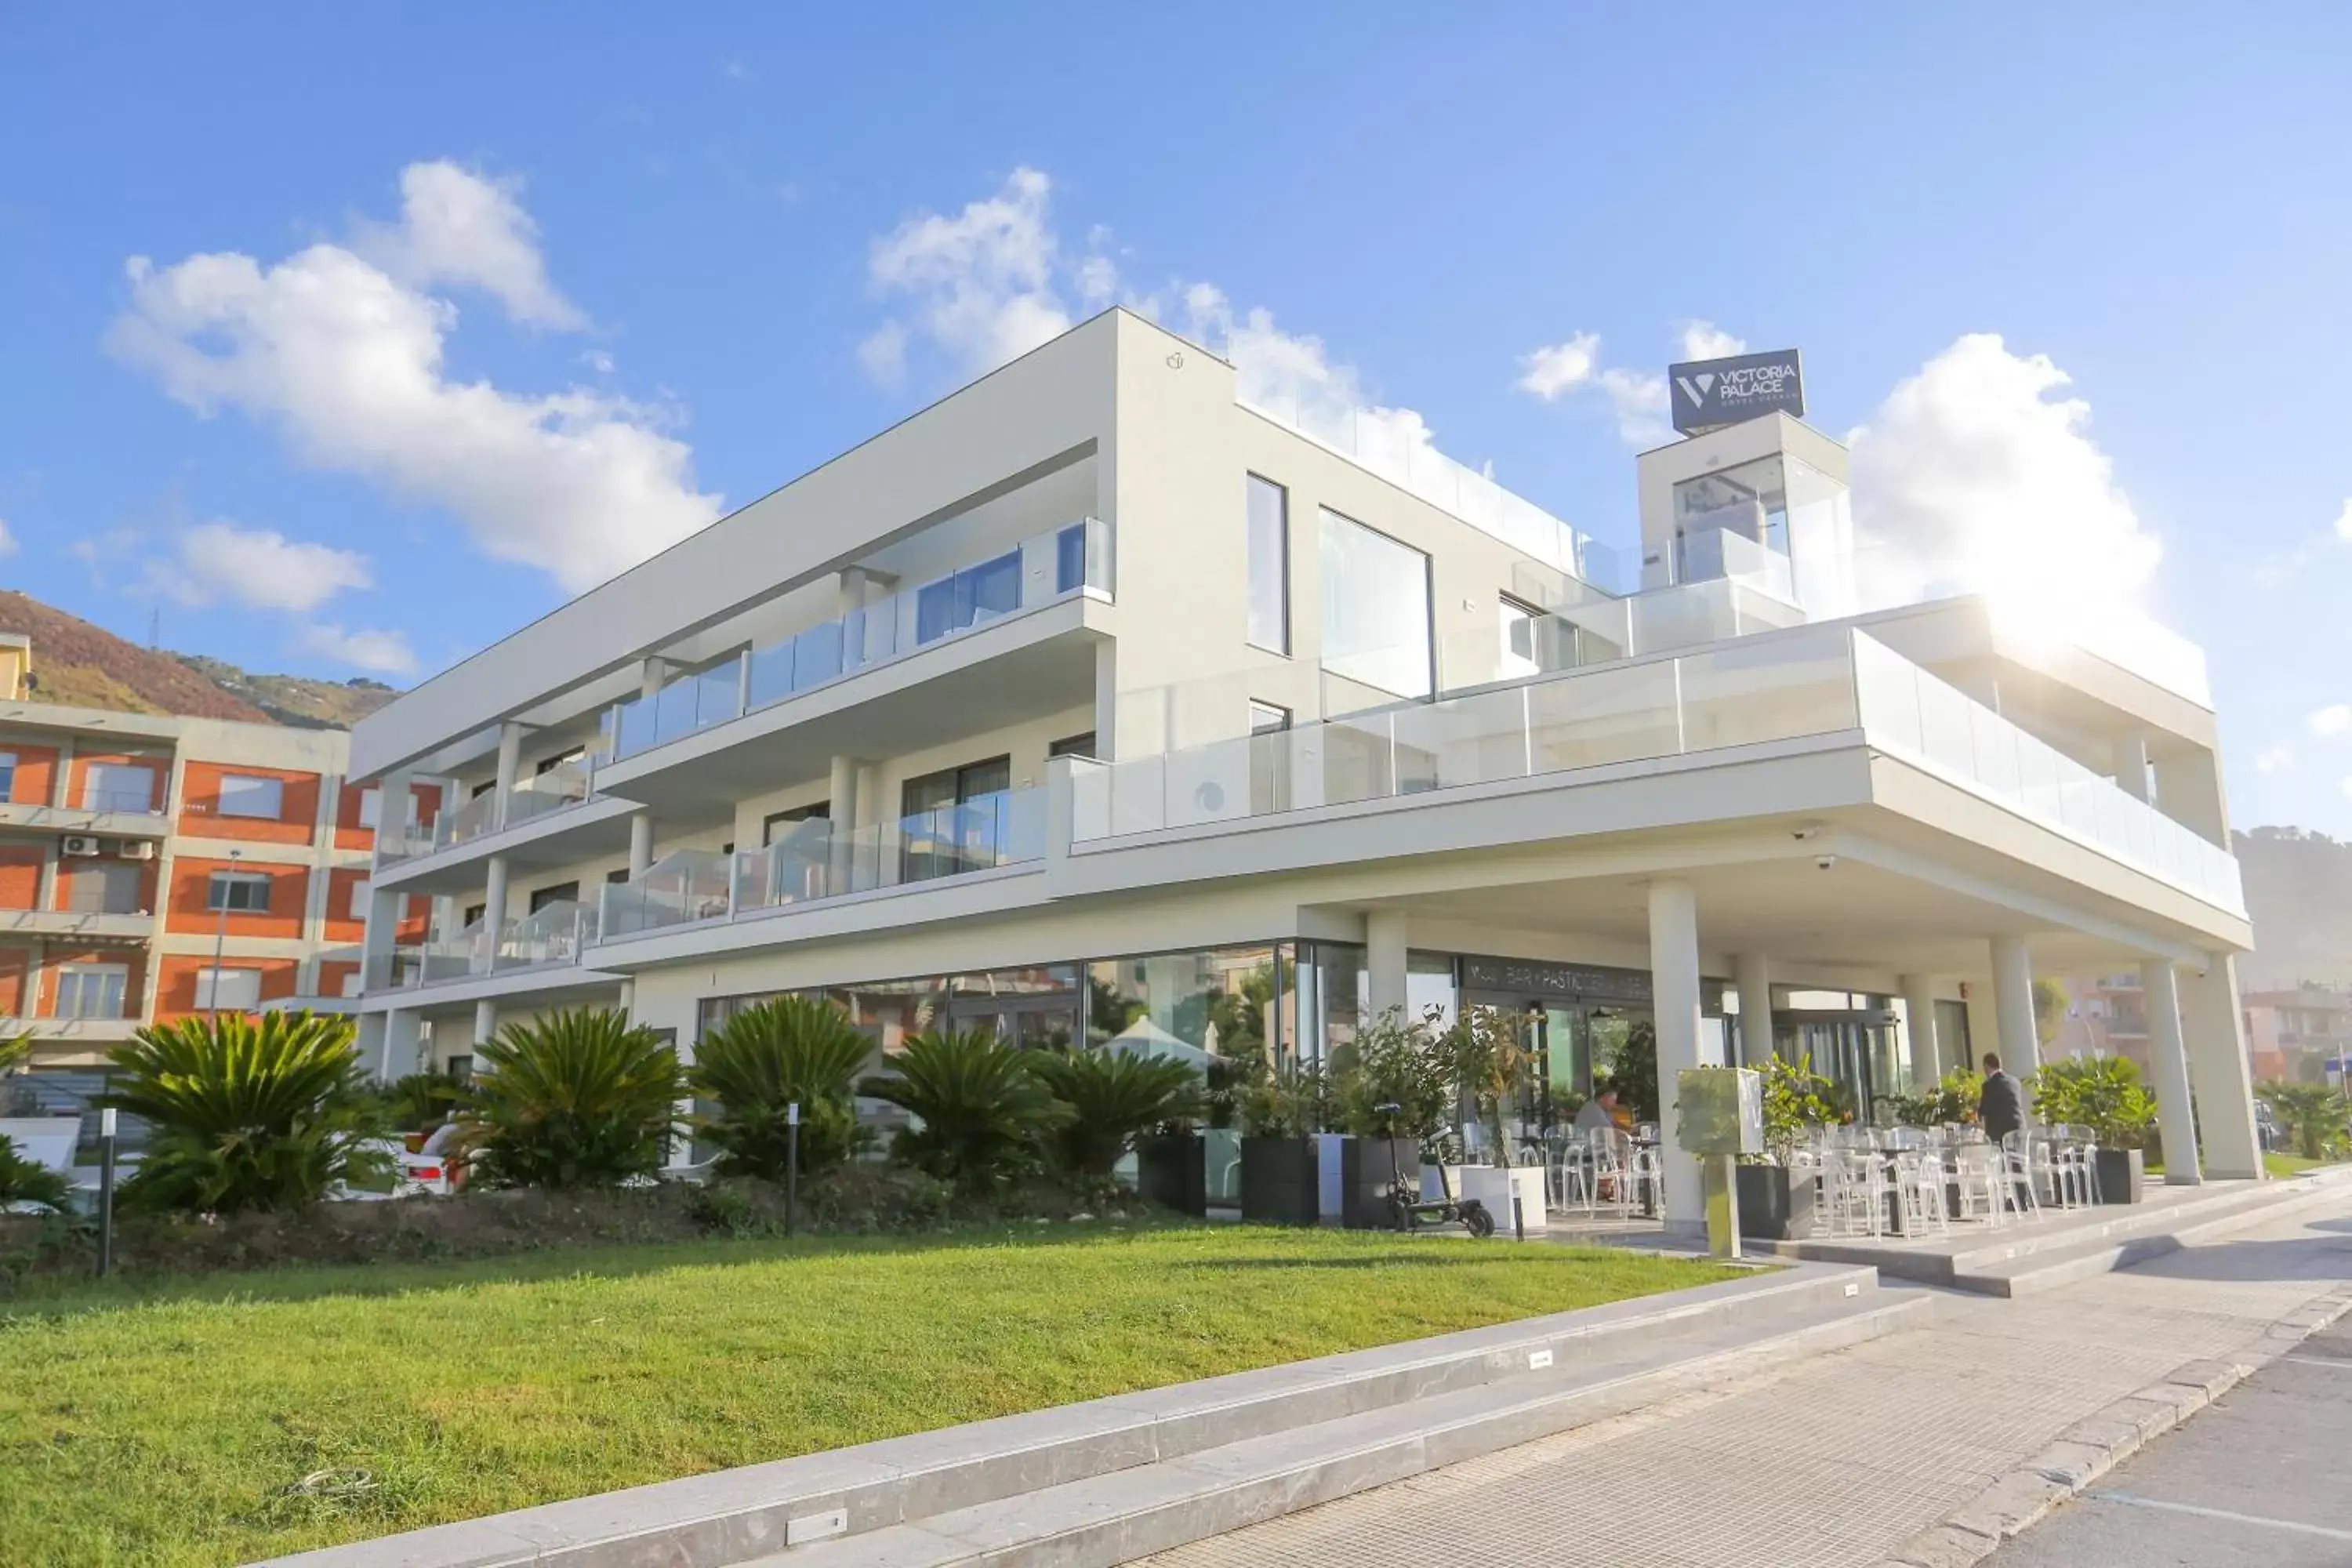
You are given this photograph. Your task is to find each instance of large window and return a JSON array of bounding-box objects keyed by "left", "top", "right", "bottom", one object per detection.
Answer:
[
  {"left": 193, "top": 966, "right": 262, "bottom": 1012},
  {"left": 1247, "top": 475, "right": 1290, "bottom": 653},
  {"left": 82, "top": 762, "right": 155, "bottom": 814},
  {"left": 1319, "top": 510, "right": 1432, "bottom": 699},
  {"left": 528, "top": 880, "right": 581, "bottom": 914},
  {"left": 65, "top": 862, "right": 143, "bottom": 915},
  {"left": 0, "top": 752, "right": 18, "bottom": 804},
  {"left": 54, "top": 964, "right": 127, "bottom": 1019},
  {"left": 1083, "top": 945, "right": 1292, "bottom": 1071},
  {"left": 215, "top": 773, "right": 285, "bottom": 820},
  {"left": 206, "top": 869, "right": 273, "bottom": 913},
  {"left": 900, "top": 757, "right": 1012, "bottom": 884}
]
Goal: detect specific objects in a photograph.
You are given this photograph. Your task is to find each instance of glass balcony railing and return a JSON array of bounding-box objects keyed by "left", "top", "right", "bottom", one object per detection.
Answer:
[
  {"left": 1073, "top": 627, "right": 2245, "bottom": 916},
  {"left": 377, "top": 755, "right": 601, "bottom": 865},
  {"left": 606, "top": 518, "right": 1112, "bottom": 762},
  {"left": 365, "top": 900, "right": 603, "bottom": 990},
  {"left": 599, "top": 787, "right": 1047, "bottom": 941}
]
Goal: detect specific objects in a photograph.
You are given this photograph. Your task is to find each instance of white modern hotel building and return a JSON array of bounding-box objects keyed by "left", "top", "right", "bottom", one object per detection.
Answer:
[{"left": 349, "top": 309, "right": 2262, "bottom": 1229}]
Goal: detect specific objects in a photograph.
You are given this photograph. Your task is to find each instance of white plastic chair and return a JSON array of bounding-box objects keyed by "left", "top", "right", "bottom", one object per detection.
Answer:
[
  {"left": 1896, "top": 1148, "right": 1951, "bottom": 1236},
  {"left": 1950, "top": 1142, "right": 2005, "bottom": 1227},
  {"left": 1818, "top": 1149, "right": 1884, "bottom": 1237},
  {"left": 1998, "top": 1131, "right": 2045, "bottom": 1220}
]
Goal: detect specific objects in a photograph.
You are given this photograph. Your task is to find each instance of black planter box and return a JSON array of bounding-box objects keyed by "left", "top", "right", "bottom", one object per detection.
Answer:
[
  {"left": 1338, "top": 1137, "right": 1421, "bottom": 1229},
  {"left": 1239, "top": 1135, "right": 1319, "bottom": 1226},
  {"left": 1136, "top": 1134, "right": 1207, "bottom": 1216},
  {"left": 1736, "top": 1162, "right": 1817, "bottom": 1240},
  {"left": 2095, "top": 1146, "right": 2146, "bottom": 1205}
]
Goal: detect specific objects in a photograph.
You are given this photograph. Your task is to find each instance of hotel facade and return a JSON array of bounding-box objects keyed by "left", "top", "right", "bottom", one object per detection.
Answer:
[{"left": 347, "top": 310, "right": 2262, "bottom": 1229}]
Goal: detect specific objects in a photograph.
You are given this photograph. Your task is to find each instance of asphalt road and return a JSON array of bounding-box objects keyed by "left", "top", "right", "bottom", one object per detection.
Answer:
[{"left": 1993, "top": 1321, "right": 2352, "bottom": 1566}]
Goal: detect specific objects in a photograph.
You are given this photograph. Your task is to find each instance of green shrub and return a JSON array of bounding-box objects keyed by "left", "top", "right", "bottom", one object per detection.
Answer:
[
  {"left": 1030, "top": 1047, "right": 1202, "bottom": 1177},
  {"left": 1438, "top": 1009, "right": 1530, "bottom": 1164},
  {"left": 1597, "top": 1018, "right": 1659, "bottom": 1122},
  {"left": 859, "top": 1030, "right": 1066, "bottom": 1192},
  {"left": 1237, "top": 1061, "right": 1329, "bottom": 1139},
  {"left": 2032, "top": 1055, "right": 2158, "bottom": 1150},
  {"left": 1881, "top": 1067, "right": 1982, "bottom": 1131},
  {"left": 1332, "top": 1007, "right": 1452, "bottom": 1141},
  {"left": 2259, "top": 1080, "right": 2350, "bottom": 1160},
  {"left": 459, "top": 1009, "right": 682, "bottom": 1189},
  {"left": 1757, "top": 1055, "right": 1837, "bottom": 1159},
  {"left": 689, "top": 997, "right": 875, "bottom": 1180},
  {"left": 102, "top": 1012, "right": 387, "bottom": 1215},
  {"left": 381, "top": 1068, "right": 470, "bottom": 1131},
  {"left": 0, "top": 1140, "right": 74, "bottom": 1212}
]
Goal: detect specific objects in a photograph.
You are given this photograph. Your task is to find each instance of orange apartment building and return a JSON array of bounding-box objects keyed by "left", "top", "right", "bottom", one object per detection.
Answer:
[{"left": 0, "top": 634, "right": 430, "bottom": 1118}]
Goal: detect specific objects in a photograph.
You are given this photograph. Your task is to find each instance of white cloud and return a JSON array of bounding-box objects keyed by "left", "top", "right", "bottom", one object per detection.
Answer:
[
  {"left": 160, "top": 521, "right": 372, "bottom": 613},
  {"left": 1515, "top": 332, "right": 1599, "bottom": 401},
  {"left": 2256, "top": 745, "right": 2296, "bottom": 775},
  {"left": 108, "top": 162, "right": 723, "bottom": 595},
  {"left": 354, "top": 161, "right": 586, "bottom": 330},
  {"left": 0, "top": 519, "right": 16, "bottom": 557},
  {"left": 296, "top": 622, "right": 417, "bottom": 677},
  {"left": 2334, "top": 498, "right": 2352, "bottom": 543},
  {"left": 1844, "top": 334, "right": 2160, "bottom": 624},
  {"left": 863, "top": 167, "right": 1076, "bottom": 382},
  {"left": 1512, "top": 321, "right": 1748, "bottom": 448},
  {"left": 2311, "top": 704, "right": 2352, "bottom": 738}
]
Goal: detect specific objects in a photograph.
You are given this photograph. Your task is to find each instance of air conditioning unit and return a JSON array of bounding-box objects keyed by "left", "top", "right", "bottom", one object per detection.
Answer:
[
  {"left": 118, "top": 840, "right": 157, "bottom": 861},
  {"left": 60, "top": 835, "right": 100, "bottom": 857}
]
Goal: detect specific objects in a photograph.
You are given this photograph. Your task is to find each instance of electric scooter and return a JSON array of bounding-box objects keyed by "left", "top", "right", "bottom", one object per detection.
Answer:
[{"left": 1376, "top": 1102, "right": 1495, "bottom": 1237}]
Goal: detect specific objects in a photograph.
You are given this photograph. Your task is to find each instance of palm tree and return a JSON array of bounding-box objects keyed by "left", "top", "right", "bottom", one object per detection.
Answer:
[
  {"left": 2259, "top": 1080, "right": 2349, "bottom": 1161},
  {"left": 459, "top": 1009, "right": 683, "bottom": 1188},
  {"left": 102, "top": 1011, "right": 387, "bottom": 1214},
  {"left": 1030, "top": 1047, "right": 1202, "bottom": 1177},
  {"left": 690, "top": 996, "right": 875, "bottom": 1179}
]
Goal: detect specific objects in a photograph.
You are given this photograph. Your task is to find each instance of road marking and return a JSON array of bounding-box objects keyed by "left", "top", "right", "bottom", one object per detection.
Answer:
[
  {"left": 2276, "top": 1353, "right": 2352, "bottom": 1370},
  {"left": 2087, "top": 1490, "right": 2352, "bottom": 1543}
]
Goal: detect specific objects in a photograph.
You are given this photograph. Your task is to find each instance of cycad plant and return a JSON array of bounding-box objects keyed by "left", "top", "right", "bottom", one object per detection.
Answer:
[
  {"left": 1030, "top": 1047, "right": 1202, "bottom": 1178},
  {"left": 0, "top": 1142, "right": 73, "bottom": 1211},
  {"left": 459, "top": 1009, "right": 683, "bottom": 1189},
  {"left": 690, "top": 996, "right": 876, "bottom": 1179},
  {"left": 103, "top": 1011, "right": 387, "bottom": 1214},
  {"left": 860, "top": 1029, "right": 1067, "bottom": 1192}
]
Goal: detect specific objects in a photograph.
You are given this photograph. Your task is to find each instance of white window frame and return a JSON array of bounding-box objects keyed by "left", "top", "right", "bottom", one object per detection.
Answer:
[
  {"left": 81, "top": 761, "right": 157, "bottom": 814},
  {"left": 347, "top": 877, "right": 372, "bottom": 921},
  {"left": 55, "top": 963, "right": 129, "bottom": 1020},
  {"left": 0, "top": 750, "right": 19, "bottom": 805},
  {"left": 207, "top": 868, "right": 274, "bottom": 913},
  {"left": 1246, "top": 474, "right": 1291, "bottom": 655},
  {"left": 194, "top": 966, "right": 263, "bottom": 1012},
  {"left": 214, "top": 773, "right": 285, "bottom": 820}
]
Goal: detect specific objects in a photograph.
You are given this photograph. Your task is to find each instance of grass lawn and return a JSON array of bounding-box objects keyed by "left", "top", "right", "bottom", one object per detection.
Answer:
[
  {"left": 2143, "top": 1152, "right": 2336, "bottom": 1178},
  {"left": 0, "top": 1223, "right": 1733, "bottom": 1566}
]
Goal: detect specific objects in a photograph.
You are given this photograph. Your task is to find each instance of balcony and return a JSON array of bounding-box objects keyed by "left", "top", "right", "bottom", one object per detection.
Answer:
[
  {"left": 0, "top": 906, "right": 152, "bottom": 942},
  {"left": 1073, "top": 626, "right": 2245, "bottom": 916},
  {"left": 377, "top": 755, "right": 601, "bottom": 866},
  {"left": 5, "top": 1014, "right": 140, "bottom": 1044},
  {"left": 0, "top": 797, "right": 172, "bottom": 839},
  {"left": 604, "top": 518, "right": 1112, "bottom": 764},
  {"left": 368, "top": 898, "right": 603, "bottom": 992},
  {"left": 598, "top": 787, "right": 1047, "bottom": 942}
]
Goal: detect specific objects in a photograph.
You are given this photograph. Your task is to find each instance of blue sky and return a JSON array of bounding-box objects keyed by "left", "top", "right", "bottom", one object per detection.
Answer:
[{"left": 2, "top": 7, "right": 2347, "bottom": 831}]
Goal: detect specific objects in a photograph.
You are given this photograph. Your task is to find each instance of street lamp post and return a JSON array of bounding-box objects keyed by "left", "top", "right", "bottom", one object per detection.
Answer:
[{"left": 207, "top": 848, "right": 243, "bottom": 1022}]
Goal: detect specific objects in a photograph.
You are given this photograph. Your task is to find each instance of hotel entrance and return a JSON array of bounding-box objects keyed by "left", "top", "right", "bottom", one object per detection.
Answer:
[
  {"left": 1457, "top": 956, "right": 1677, "bottom": 1152},
  {"left": 1774, "top": 996, "right": 1903, "bottom": 1123}
]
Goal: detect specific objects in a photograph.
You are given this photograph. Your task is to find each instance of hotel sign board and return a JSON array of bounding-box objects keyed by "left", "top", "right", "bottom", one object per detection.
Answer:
[{"left": 1668, "top": 348, "right": 1805, "bottom": 435}]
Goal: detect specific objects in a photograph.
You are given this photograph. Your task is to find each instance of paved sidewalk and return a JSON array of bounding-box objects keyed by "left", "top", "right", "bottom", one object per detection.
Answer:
[{"left": 1142, "top": 1196, "right": 2352, "bottom": 1568}]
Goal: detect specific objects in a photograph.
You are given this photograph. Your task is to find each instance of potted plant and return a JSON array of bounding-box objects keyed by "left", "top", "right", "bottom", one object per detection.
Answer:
[
  {"left": 1330, "top": 1008, "right": 1450, "bottom": 1229},
  {"left": 1436, "top": 1010, "right": 1545, "bottom": 1230},
  {"left": 1737, "top": 1055, "right": 1834, "bottom": 1240},
  {"left": 2032, "top": 1055, "right": 2154, "bottom": 1204},
  {"left": 1237, "top": 1062, "right": 1325, "bottom": 1225}
]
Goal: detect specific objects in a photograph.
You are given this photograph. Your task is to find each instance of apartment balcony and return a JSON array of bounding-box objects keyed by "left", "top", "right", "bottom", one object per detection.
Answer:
[
  {"left": 368, "top": 898, "right": 609, "bottom": 995},
  {"left": 0, "top": 906, "right": 153, "bottom": 942},
  {"left": 596, "top": 788, "right": 1047, "bottom": 946},
  {"left": 1071, "top": 625, "right": 2245, "bottom": 920},
  {"left": 6, "top": 1014, "right": 140, "bottom": 1044},
  {"left": 371, "top": 758, "right": 642, "bottom": 893},
  {"left": 0, "top": 797, "right": 172, "bottom": 839},
  {"left": 590, "top": 520, "right": 1112, "bottom": 817}
]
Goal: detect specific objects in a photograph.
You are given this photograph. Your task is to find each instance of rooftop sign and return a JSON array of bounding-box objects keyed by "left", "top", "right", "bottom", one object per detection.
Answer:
[{"left": 1668, "top": 348, "right": 1804, "bottom": 435}]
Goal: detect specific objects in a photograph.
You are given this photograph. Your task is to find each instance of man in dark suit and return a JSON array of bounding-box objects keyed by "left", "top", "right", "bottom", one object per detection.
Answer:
[{"left": 1979, "top": 1052, "right": 2027, "bottom": 1144}]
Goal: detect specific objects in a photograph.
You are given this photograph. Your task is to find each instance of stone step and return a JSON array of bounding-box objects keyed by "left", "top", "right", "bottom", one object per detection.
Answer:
[
  {"left": 259, "top": 1261, "right": 1882, "bottom": 1568},
  {"left": 1955, "top": 1173, "right": 2352, "bottom": 1298},
  {"left": 757, "top": 1286, "right": 1936, "bottom": 1568}
]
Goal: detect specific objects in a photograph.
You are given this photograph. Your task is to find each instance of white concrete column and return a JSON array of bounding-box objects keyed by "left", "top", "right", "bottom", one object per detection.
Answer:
[
  {"left": 1367, "top": 909, "right": 1409, "bottom": 1020},
  {"left": 1649, "top": 879, "right": 1704, "bottom": 1232},
  {"left": 2179, "top": 954, "right": 2263, "bottom": 1179},
  {"left": 1093, "top": 641, "right": 1119, "bottom": 762},
  {"left": 840, "top": 567, "right": 869, "bottom": 669},
  {"left": 355, "top": 1011, "right": 387, "bottom": 1075},
  {"left": 2141, "top": 959, "right": 2201, "bottom": 1186},
  {"left": 378, "top": 1008, "right": 419, "bottom": 1080},
  {"left": 48, "top": 735, "right": 74, "bottom": 808},
  {"left": 1900, "top": 974, "right": 1940, "bottom": 1087},
  {"left": 481, "top": 855, "right": 510, "bottom": 935},
  {"left": 639, "top": 657, "right": 667, "bottom": 701},
  {"left": 1990, "top": 935, "right": 2040, "bottom": 1076},
  {"left": 370, "top": 769, "right": 411, "bottom": 865},
  {"left": 1733, "top": 952, "right": 1773, "bottom": 1069},
  {"left": 34, "top": 840, "right": 58, "bottom": 913},
  {"left": 473, "top": 997, "right": 499, "bottom": 1050},
  {"left": 359, "top": 885, "right": 405, "bottom": 993},
  {"left": 492, "top": 720, "right": 525, "bottom": 829},
  {"left": 627, "top": 811, "right": 655, "bottom": 879},
  {"left": 2114, "top": 732, "right": 2153, "bottom": 804},
  {"left": 826, "top": 756, "right": 862, "bottom": 891}
]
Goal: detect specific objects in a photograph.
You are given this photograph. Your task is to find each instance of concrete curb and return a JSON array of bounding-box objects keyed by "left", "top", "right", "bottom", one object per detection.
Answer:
[{"left": 1875, "top": 1279, "right": 2352, "bottom": 1568}]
